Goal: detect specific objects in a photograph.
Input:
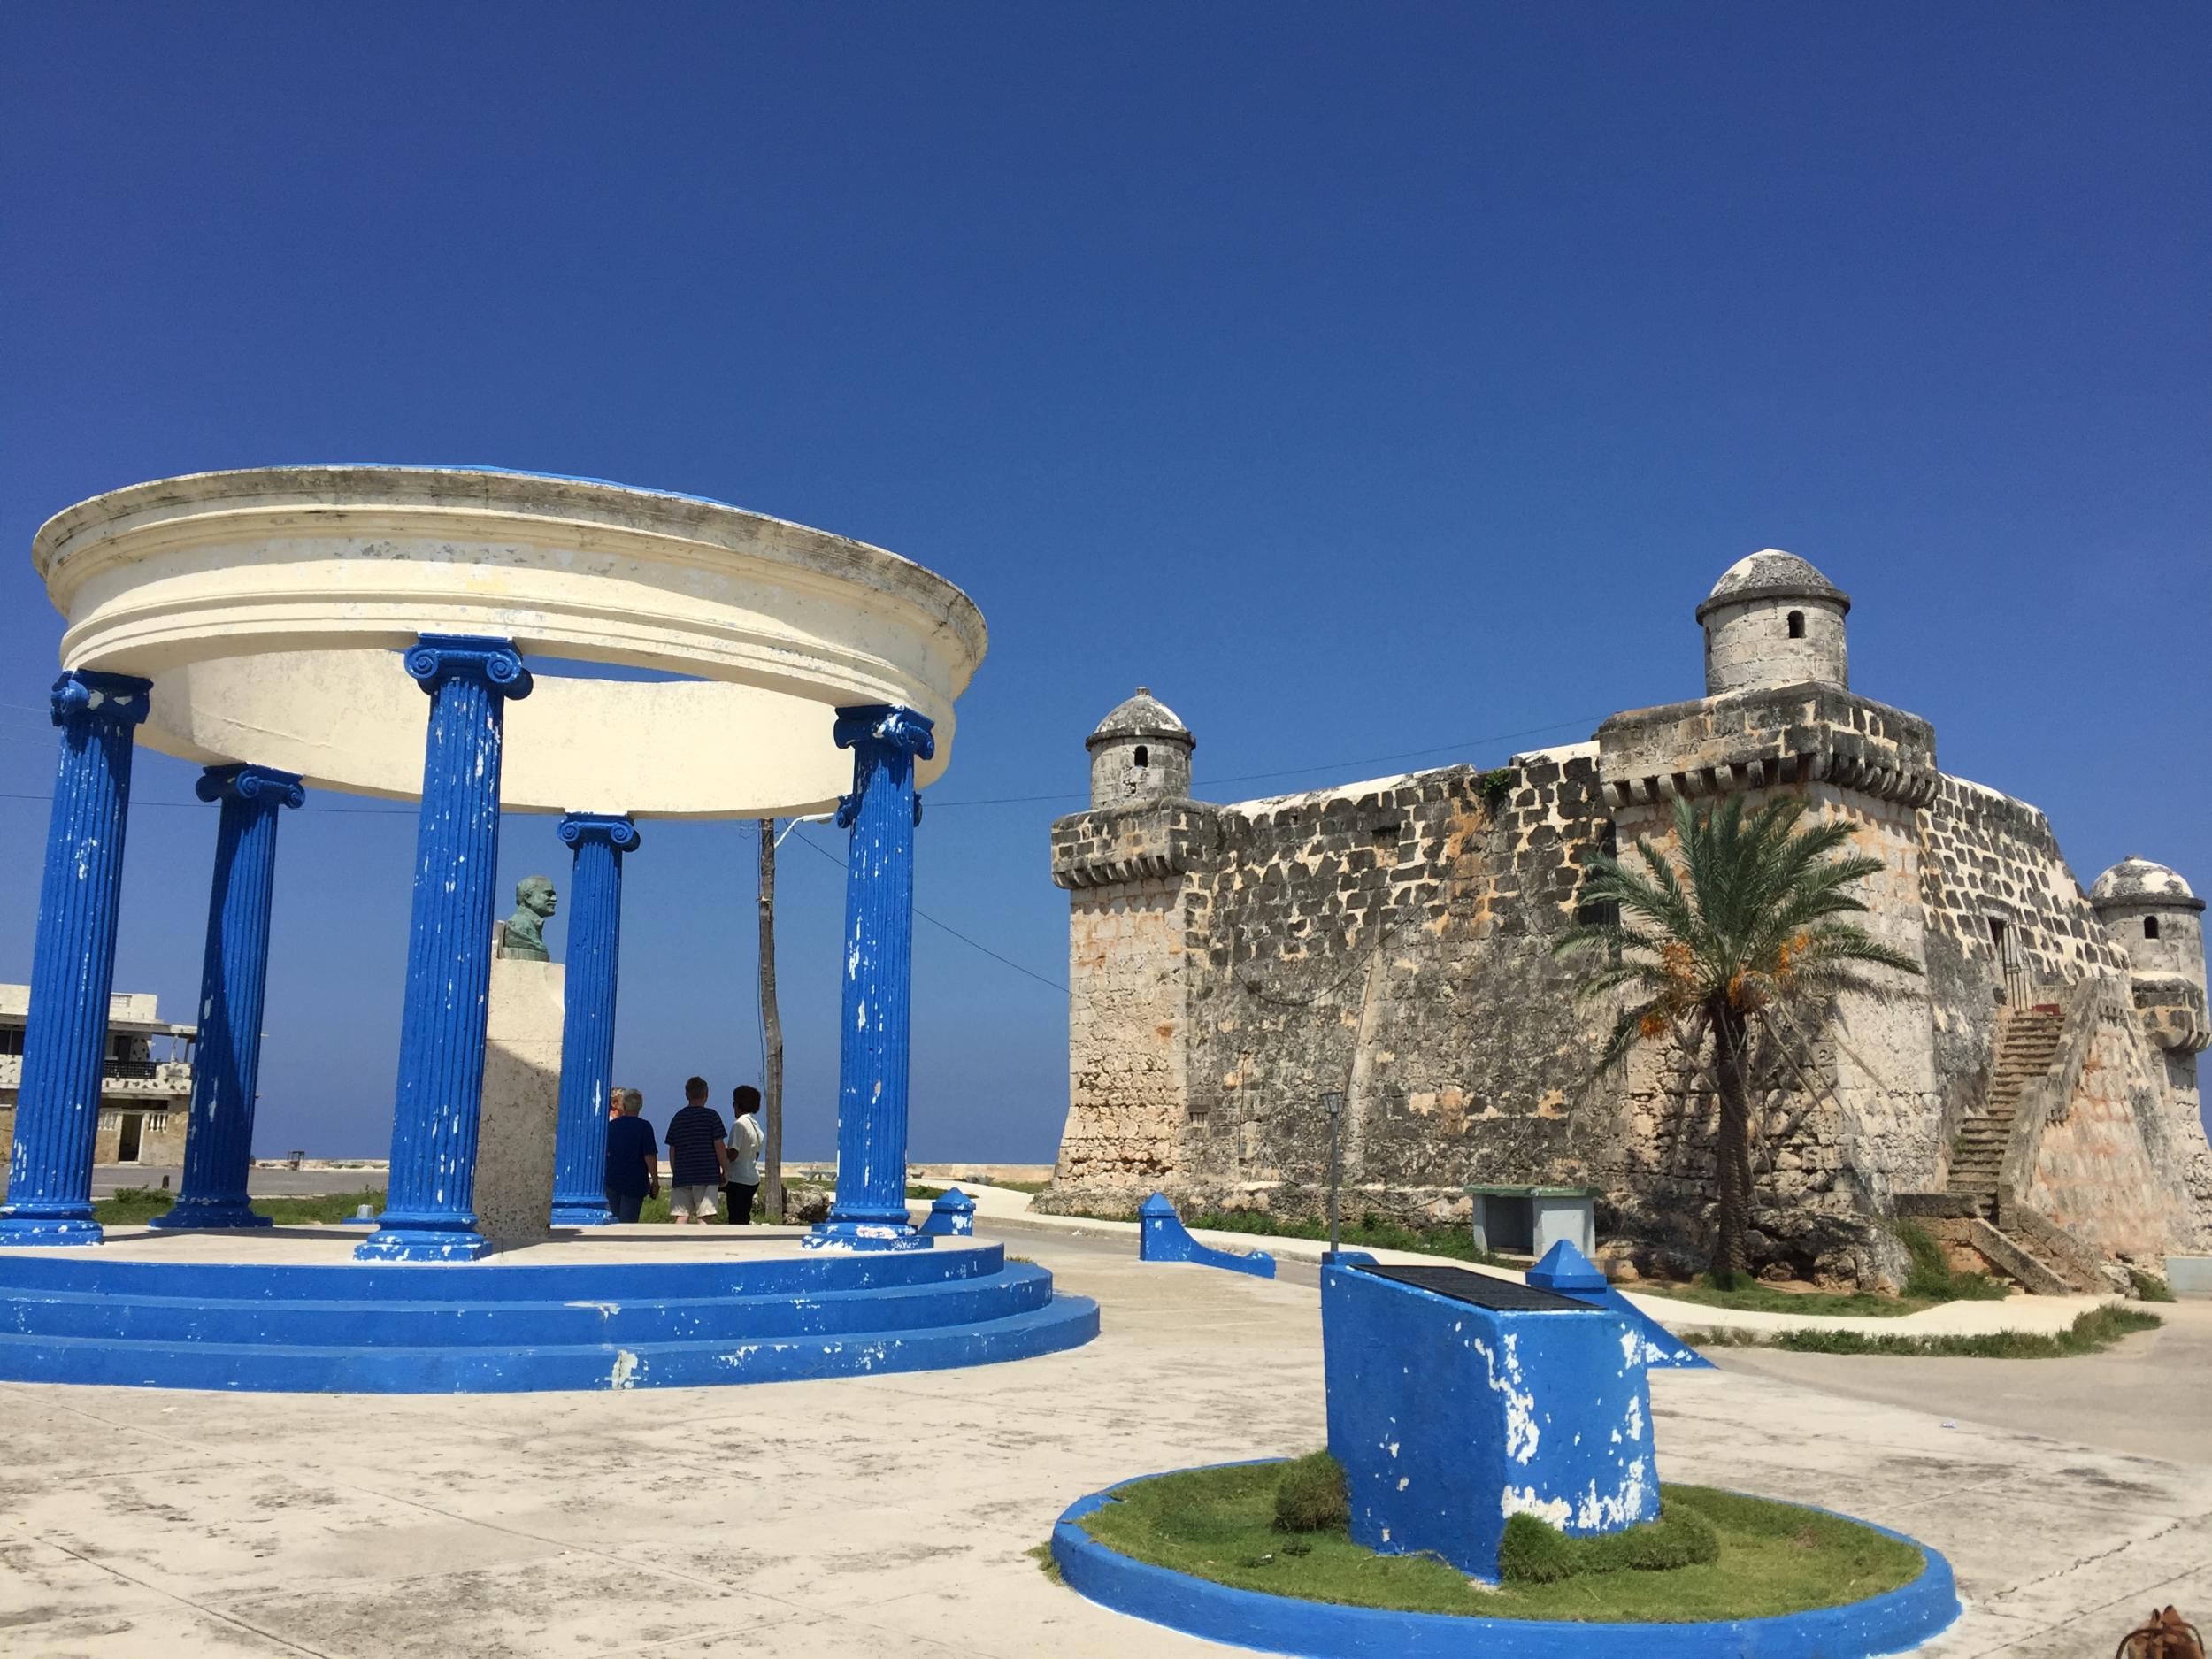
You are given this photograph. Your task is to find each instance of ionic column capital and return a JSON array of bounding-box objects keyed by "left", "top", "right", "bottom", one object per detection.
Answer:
[
  {"left": 403, "top": 634, "right": 534, "bottom": 701},
  {"left": 833, "top": 703, "right": 936, "bottom": 762},
  {"left": 50, "top": 670, "right": 152, "bottom": 732},
  {"left": 196, "top": 764, "right": 306, "bottom": 811},
  {"left": 557, "top": 812, "right": 641, "bottom": 853}
]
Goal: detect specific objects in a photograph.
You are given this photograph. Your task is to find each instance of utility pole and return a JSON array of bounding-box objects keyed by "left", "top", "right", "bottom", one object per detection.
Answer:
[{"left": 757, "top": 818, "right": 785, "bottom": 1222}]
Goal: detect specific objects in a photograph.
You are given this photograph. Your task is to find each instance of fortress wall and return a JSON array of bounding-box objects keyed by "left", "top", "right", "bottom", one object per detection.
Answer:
[
  {"left": 1053, "top": 841, "right": 1202, "bottom": 1192},
  {"left": 1915, "top": 776, "right": 2131, "bottom": 1152},
  {"left": 1160, "top": 753, "right": 1619, "bottom": 1222},
  {"left": 2030, "top": 993, "right": 2204, "bottom": 1257},
  {"left": 1606, "top": 778, "right": 1934, "bottom": 1286}
]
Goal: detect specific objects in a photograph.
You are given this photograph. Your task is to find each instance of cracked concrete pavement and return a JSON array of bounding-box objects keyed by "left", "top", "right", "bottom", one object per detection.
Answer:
[{"left": 1, "top": 1226, "right": 2204, "bottom": 1657}]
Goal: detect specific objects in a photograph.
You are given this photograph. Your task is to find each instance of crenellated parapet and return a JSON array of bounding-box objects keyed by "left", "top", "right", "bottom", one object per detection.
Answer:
[
  {"left": 1597, "top": 683, "right": 1939, "bottom": 812},
  {"left": 1051, "top": 800, "right": 1223, "bottom": 889}
]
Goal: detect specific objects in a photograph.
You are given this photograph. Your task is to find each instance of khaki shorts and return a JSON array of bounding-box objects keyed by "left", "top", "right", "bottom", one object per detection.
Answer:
[{"left": 667, "top": 1184, "right": 720, "bottom": 1218}]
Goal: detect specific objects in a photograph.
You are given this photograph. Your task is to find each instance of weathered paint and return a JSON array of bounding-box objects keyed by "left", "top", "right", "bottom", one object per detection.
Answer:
[
  {"left": 148, "top": 765, "right": 304, "bottom": 1231},
  {"left": 548, "top": 813, "right": 637, "bottom": 1226},
  {"left": 0, "top": 1242, "right": 1098, "bottom": 1393},
  {"left": 1320, "top": 1263, "right": 1657, "bottom": 1580},
  {"left": 918, "top": 1187, "right": 978, "bottom": 1236},
  {"left": 1051, "top": 1463, "right": 1961, "bottom": 1659},
  {"left": 1524, "top": 1240, "right": 1711, "bottom": 1370},
  {"left": 0, "top": 671, "right": 152, "bottom": 1246},
  {"left": 812, "top": 705, "right": 933, "bottom": 1251},
  {"left": 358, "top": 637, "right": 533, "bottom": 1263},
  {"left": 1137, "top": 1193, "right": 1276, "bottom": 1277}
]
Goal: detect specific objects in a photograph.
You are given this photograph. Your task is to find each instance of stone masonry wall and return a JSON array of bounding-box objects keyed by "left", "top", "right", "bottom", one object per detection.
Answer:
[
  {"left": 2030, "top": 990, "right": 2207, "bottom": 1258},
  {"left": 1915, "top": 776, "right": 2131, "bottom": 1164},
  {"left": 1179, "top": 753, "right": 1613, "bottom": 1216}
]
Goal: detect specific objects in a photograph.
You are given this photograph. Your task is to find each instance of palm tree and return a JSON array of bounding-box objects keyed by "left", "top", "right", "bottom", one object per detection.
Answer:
[{"left": 1555, "top": 794, "right": 1920, "bottom": 1283}]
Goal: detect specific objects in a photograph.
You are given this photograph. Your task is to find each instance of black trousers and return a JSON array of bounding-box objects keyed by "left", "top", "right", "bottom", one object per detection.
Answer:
[{"left": 723, "top": 1182, "right": 758, "bottom": 1225}]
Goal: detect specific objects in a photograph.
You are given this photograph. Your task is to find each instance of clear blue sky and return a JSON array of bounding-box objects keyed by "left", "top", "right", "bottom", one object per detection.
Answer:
[{"left": 2, "top": 5, "right": 2205, "bottom": 1161}]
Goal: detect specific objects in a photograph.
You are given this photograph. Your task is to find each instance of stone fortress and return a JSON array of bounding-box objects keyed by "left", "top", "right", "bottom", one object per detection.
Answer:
[{"left": 1041, "top": 551, "right": 2211, "bottom": 1290}]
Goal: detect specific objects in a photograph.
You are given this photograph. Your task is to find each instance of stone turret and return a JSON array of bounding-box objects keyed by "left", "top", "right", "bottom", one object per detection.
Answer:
[
  {"left": 1697, "top": 549, "right": 1850, "bottom": 695},
  {"left": 1086, "top": 687, "right": 1194, "bottom": 809},
  {"left": 2091, "top": 857, "right": 2209, "bottom": 1056}
]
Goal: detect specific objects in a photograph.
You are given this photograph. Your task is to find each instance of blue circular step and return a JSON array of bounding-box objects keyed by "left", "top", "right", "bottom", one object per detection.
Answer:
[{"left": 0, "top": 1233, "right": 1099, "bottom": 1393}]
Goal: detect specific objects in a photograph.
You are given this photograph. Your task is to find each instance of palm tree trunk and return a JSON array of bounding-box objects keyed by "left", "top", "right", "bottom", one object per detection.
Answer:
[
  {"left": 1709, "top": 1002, "right": 1754, "bottom": 1284},
  {"left": 757, "top": 818, "right": 785, "bottom": 1223}
]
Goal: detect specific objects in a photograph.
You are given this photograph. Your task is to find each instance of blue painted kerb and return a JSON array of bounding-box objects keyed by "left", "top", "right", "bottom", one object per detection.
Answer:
[
  {"left": 1051, "top": 1463, "right": 1961, "bottom": 1659},
  {"left": 1138, "top": 1194, "right": 1275, "bottom": 1278}
]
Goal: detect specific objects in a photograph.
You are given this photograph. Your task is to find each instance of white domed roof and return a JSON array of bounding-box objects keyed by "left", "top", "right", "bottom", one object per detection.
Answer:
[
  {"left": 1695, "top": 549, "right": 1851, "bottom": 623},
  {"left": 1086, "top": 687, "right": 1194, "bottom": 751},
  {"left": 2090, "top": 856, "right": 2202, "bottom": 910}
]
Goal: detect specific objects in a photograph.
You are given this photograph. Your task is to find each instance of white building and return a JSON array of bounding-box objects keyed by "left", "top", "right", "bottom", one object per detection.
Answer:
[{"left": 0, "top": 985, "right": 196, "bottom": 1165}]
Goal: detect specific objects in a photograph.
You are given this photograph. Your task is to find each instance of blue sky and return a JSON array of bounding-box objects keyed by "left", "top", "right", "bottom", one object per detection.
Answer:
[{"left": 2, "top": 5, "right": 2205, "bottom": 1160}]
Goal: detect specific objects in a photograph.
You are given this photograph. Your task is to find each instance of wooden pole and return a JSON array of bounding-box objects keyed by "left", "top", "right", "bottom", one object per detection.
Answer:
[{"left": 757, "top": 818, "right": 786, "bottom": 1222}]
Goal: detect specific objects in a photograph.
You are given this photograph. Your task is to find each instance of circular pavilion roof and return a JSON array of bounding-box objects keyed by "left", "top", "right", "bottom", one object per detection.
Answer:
[
  {"left": 2090, "top": 856, "right": 2203, "bottom": 910},
  {"left": 1086, "top": 687, "right": 1193, "bottom": 751},
  {"left": 1695, "top": 549, "right": 1851, "bottom": 623},
  {"left": 33, "top": 466, "right": 987, "bottom": 819}
]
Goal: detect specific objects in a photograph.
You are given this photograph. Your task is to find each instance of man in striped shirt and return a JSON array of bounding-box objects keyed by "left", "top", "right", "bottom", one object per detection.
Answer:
[{"left": 663, "top": 1076, "right": 728, "bottom": 1224}]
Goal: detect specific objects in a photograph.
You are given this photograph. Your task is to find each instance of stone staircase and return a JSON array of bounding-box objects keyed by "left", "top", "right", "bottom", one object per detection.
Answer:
[{"left": 1944, "top": 1005, "right": 2064, "bottom": 1215}]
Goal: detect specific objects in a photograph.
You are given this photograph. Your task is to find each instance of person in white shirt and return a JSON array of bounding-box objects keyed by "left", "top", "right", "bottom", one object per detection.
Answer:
[{"left": 722, "top": 1085, "right": 765, "bottom": 1225}]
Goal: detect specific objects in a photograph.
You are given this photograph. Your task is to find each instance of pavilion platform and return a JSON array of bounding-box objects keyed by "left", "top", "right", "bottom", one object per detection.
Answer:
[{"left": 0, "top": 1225, "right": 1098, "bottom": 1394}]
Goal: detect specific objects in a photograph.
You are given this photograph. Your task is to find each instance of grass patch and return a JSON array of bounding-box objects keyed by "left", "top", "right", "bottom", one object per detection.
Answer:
[
  {"left": 95, "top": 1187, "right": 387, "bottom": 1225},
  {"left": 1893, "top": 1222, "right": 2008, "bottom": 1302},
  {"left": 1678, "top": 1302, "right": 2161, "bottom": 1358},
  {"left": 1026, "top": 1541, "right": 1064, "bottom": 1585},
  {"left": 1184, "top": 1209, "right": 1512, "bottom": 1267},
  {"left": 906, "top": 1183, "right": 946, "bottom": 1200},
  {"left": 1640, "top": 1277, "right": 1932, "bottom": 1318},
  {"left": 1076, "top": 1462, "right": 1923, "bottom": 1622},
  {"left": 2127, "top": 1267, "right": 2177, "bottom": 1303}
]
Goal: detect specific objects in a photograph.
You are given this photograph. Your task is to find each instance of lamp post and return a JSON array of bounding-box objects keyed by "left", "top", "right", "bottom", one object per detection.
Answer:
[{"left": 1322, "top": 1089, "right": 1345, "bottom": 1258}]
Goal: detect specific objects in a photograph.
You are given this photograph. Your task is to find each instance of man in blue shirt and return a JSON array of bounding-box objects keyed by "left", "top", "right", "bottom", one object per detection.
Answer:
[
  {"left": 603, "top": 1088, "right": 658, "bottom": 1224},
  {"left": 664, "top": 1076, "right": 728, "bottom": 1224}
]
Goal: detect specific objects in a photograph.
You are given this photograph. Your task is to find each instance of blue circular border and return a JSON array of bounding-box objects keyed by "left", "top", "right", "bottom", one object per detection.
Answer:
[{"left": 1052, "top": 1463, "right": 1961, "bottom": 1659}]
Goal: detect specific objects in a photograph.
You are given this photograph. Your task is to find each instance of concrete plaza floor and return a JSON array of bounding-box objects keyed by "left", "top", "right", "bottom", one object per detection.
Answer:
[{"left": 2, "top": 1225, "right": 2206, "bottom": 1658}]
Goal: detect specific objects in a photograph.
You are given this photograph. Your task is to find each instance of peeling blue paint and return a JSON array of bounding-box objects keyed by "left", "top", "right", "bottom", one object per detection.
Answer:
[
  {"left": 1322, "top": 1263, "right": 1657, "bottom": 1579},
  {"left": 919, "top": 1188, "right": 978, "bottom": 1236},
  {"left": 549, "top": 813, "right": 638, "bottom": 1226},
  {"left": 151, "top": 765, "right": 304, "bottom": 1233},
  {"left": 359, "top": 637, "right": 533, "bottom": 1263},
  {"left": 1525, "top": 1240, "right": 1712, "bottom": 1371},
  {"left": 813, "top": 705, "right": 933, "bottom": 1252},
  {"left": 1138, "top": 1194, "right": 1276, "bottom": 1277},
  {"left": 0, "top": 1242, "right": 1098, "bottom": 1392},
  {"left": 1052, "top": 1463, "right": 1962, "bottom": 1659},
  {"left": 0, "top": 671, "right": 153, "bottom": 1247}
]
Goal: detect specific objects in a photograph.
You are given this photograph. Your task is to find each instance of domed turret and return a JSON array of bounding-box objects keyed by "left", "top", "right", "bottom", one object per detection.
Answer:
[
  {"left": 1086, "top": 687, "right": 1194, "bottom": 809},
  {"left": 1696, "top": 549, "right": 1850, "bottom": 695},
  {"left": 2091, "top": 856, "right": 2208, "bottom": 1056}
]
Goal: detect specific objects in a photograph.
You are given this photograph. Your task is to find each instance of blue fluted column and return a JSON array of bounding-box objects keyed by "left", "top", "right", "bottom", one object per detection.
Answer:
[
  {"left": 0, "top": 671, "right": 153, "bottom": 1246},
  {"left": 150, "top": 764, "right": 305, "bottom": 1231},
  {"left": 549, "top": 812, "right": 638, "bottom": 1227},
  {"left": 810, "top": 704, "right": 933, "bottom": 1250},
  {"left": 357, "top": 635, "right": 533, "bottom": 1263}
]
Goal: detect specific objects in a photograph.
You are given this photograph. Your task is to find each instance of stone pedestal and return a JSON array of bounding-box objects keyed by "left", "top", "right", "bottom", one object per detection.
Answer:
[{"left": 475, "top": 949, "right": 565, "bottom": 1248}]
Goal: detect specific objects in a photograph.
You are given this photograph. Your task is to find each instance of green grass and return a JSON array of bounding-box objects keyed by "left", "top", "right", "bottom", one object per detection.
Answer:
[
  {"left": 1678, "top": 1302, "right": 2162, "bottom": 1358},
  {"left": 1893, "top": 1222, "right": 2009, "bottom": 1302},
  {"left": 1073, "top": 1462, "right": 1924, "bottom": 1622},
  {"left": 1183, "top": 1209, "right": 1513, "bottom": 1267},
  {"left": 95, "top": 1186, "right": 389, "bottom": 1225},
  {"left": 2127, "top": 1267, "right": 2177, "bottom": 1303},
  {"left": 1025, "top": 1541, "right": 1064, "bottom": 1584},
  {"left": 1640, "top": 1224, "right": 2008, "bottom": 1317},
  {"left": 1639, "top": 1278, "right": 1935, "bottom": 1318}
]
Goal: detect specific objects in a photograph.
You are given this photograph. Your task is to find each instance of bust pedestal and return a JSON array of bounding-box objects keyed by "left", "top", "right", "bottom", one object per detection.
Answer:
[{"left": 476, "top": 930, "right": 565, "bottom": 1248}]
